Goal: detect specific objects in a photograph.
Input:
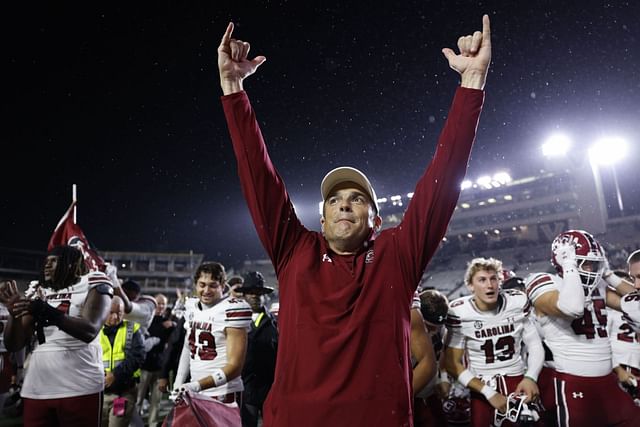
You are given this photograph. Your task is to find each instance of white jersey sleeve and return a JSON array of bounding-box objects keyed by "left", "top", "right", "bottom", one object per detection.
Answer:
[
  {"left": 525, "top": 272, "right": 556, "bottom": 303},
  {"left": 125, "top": 294, "right": 157, "bottom": 331}
]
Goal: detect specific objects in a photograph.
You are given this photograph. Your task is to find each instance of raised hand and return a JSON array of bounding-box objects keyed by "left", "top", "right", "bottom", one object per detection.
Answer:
[
  {"left": 0, "top": 281, "right": 29, "bottom": 318},
  {"left": 442, "top": 15, "right": 492, "bottom": 90},
  {"left": 218, "top": 22, "right": 267, "bottom": 95},
  {"left": 553, "top": 240, "right": 577, "bottom": 269}
]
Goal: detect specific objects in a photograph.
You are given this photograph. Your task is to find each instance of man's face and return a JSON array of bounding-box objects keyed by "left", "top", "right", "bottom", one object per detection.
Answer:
[
  {"left": 155, "top": 295, "right": 167, "bottom": 315},
  {"left": 195, "top": 273, "right": 224, "bottom": 305},
  {"left": 468, "top": 269, "right": 500, "bottom": 310},
  {"left": 320, "top": 182, "right": 381, "bottom": 253},
  {"left": 43, "top": 255, "right": 58, "bottom": 283},
  {"left": 243, "top": 292, "right": 265, "bottom": 312},
  {"left": 106, "top": 300, "right": 125, "bottom": 326},
  {"left": 629, "top": 261, "right": 640, "bottom": 290}
]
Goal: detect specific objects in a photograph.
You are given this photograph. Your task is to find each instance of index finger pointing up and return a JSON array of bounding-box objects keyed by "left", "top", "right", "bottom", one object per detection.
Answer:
[{"left": 219, "top": 22, "right": 234, "bottom": 48}]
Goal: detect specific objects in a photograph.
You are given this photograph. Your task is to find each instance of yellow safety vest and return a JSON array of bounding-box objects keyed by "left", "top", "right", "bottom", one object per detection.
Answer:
[{"left": 100, "top": 320, "right": 141, "bottom": 379}]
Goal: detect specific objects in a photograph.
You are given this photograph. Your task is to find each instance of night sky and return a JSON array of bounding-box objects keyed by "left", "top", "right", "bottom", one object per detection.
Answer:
[{"left": 4, "top": 1, "right": 640, "bottom": 269}]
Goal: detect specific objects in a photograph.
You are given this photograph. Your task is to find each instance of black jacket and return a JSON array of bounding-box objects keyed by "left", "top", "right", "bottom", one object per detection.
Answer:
[
  {"left": 241, "top": 309, "right": 278, "bottom": 406},
  {"left": 142, "top": 314, "right": 176, "bottom": 371}
]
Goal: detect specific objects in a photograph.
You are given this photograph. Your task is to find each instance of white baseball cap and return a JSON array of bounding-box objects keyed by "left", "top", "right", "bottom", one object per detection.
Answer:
[{"left": 320, "top": 166, "right": 380, "bottom": 213}]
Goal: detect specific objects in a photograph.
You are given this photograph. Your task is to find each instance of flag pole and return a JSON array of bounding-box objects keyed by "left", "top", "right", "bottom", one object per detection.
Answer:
[{"left": 72, "top": 184, "right": 77, "bottom": 224}]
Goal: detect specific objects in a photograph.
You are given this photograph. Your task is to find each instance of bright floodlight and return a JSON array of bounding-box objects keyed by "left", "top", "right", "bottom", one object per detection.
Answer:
[
  {"left": 476, "top": 176, "right": 492, "bottom": 189},
  {"left": 493, "top": 172, "right": 512, "bottom": 185},
  {"left": 589, "top": 137, "right": 628, "bottom": 165},
  {"left": 460, "top": 180, "right": 473, "bottom": 190},
  {"left": 542, "top": 134, "right": 571, "bottom": 157}
]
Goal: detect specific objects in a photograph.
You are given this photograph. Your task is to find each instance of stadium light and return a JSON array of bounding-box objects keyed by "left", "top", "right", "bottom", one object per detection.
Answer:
[
  {"left": 476, "top": 176, "right": 493, "bottom": 189},
  {"left": 588, "top": 136, "right": 628, "bottom": 212},
  {"left": 542, "top": 134, "right": 572, "bottom": 157},
  {"left": 461, "top": 180, "right": 473, "bottom": 190},
  {"left": 493, "top": 172, "right": 512, "bottom": 185},
  {"left": 588, "top": 137, "right": 627, "bottom": 166}
]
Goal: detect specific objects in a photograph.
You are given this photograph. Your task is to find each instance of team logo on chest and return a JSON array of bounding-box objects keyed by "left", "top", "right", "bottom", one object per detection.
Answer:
[
  {"left": 365, "top": 250, "right": 375, "bottom": 264},
  {"left": 474, "top": 321, "right": 483, "bottom": 329}
]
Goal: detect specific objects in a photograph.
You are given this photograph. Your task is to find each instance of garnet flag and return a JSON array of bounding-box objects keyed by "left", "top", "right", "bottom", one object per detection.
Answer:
[{"left": 48, "top": 201, "right": 106, "bottom": 272}]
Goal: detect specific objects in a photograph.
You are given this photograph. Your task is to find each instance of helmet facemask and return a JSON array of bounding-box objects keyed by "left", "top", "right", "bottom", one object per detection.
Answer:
[{"left": 576, "top": 256, "right": 604, "bottom": 294}]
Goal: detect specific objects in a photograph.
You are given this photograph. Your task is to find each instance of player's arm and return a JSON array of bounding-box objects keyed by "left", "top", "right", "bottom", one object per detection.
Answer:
[
  {"left": 444, "top": 345, "right": 506, "bottom": 412},
  {"left": 32, "top": 287, "right": 112, "bottom": 343},
  {"left": 435, "top": 334, "right": 451, "bottom": 399},
  {"left": 410, "top": 309, "right": 436, "bottom": 394},
  {"left": 173, "top": 334, "right": 192, "bottom": 391},
  {"left": 515, "top": 319, "right": 543, "bottom": 402},
  {"left": 605, "top": 288, "right": 623, "bottom": 311},
  {"left": 3, "top": 313, "right": 34, "bottom": 352},
  {"left": 196, "top": 326, "right": 248, "bottom": 392},
  {"left": 601, "top": 252, "right": 635, "bottom": 296},
  {"left": 106, "top": 263, "right": 133, "bottom": 313},
  {"left": 124, "top": 297, "right": 156, "bottom": 329},
  {"left": 0, "top": 281, "right": 34, "bottom": 351}
]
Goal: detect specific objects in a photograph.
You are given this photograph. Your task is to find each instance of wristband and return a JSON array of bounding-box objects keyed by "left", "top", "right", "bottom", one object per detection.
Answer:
[
  {"left": 480, "top": 384, "right": 497, "bottom": 400},
  {"left": 604, "top": 271, "right": 623, "bottom": 289},
  {"left": 457, "top": 369, "right": 475, "bottom": 387},
  {"left": 524, "top": 374, "right": 538, "bottom": 383},
  {"left": 438, "top": 370, "right": 450, "bottom": 384},
  {"left": 212, "top": 368, "right": 227, "bottom": 387}
]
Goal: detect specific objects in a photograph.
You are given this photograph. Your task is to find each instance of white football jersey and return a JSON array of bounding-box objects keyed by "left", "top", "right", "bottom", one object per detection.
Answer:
[
  {"left": 183, "top": 296, "right": 251, "bottom": 397},
  {"left": 26, "top": 271, "right": 112, "bottom": 350},
  {"left": 525, "top": 272, "right": 611, "bottom": 376},
  {"left": 446, "top": 290, "right": 531, "bottom": 378},
  {"left": 607, "top": 307, "right": 640, "bottom": 370},
  {"left": 619, "top": 290, "right": 640, "bottom": 333},
  {"left": 21, "top": 271, "right": 112, "bottom": 399}
]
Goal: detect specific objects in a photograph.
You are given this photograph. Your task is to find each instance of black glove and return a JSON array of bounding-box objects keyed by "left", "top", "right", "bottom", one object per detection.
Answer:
[{"left": 29, "top": 299, "right": 65, "bottom": 327}]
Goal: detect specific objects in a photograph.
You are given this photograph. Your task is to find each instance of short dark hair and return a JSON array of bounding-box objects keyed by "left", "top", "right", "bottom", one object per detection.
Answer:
[
  {"left": 194, "top": 262, "right": 226, "bottom": 284},
  {"left": 419, "top": 289, "right": 449, "bottom": 325},
  {"left": 122, "top": 280, "right": 141, "bottom": 294},
  {"left": 227, "top": 275, "right": 244, "bottom": 287},
  {"left": 502, "top": 277, "right": 525, "bottom": 291}
]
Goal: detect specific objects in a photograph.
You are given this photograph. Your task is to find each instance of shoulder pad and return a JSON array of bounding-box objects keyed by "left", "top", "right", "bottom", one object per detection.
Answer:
[
  {"left": 525, "top": 273, "right": 554, "bottom": 296},
  {"left": 93, "top": 283, "right": 114, "bottom": 297}
]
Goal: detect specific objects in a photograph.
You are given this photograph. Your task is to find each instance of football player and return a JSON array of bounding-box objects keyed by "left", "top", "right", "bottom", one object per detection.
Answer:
[
  {"left": 0, "top": 245, "right": 113, "bottom": 427},
  {"left": 445, "top": 257, "right": 544, "bottom": 427},
  {"left": 525, "top": 230, "right": 640, "bottom": 426},
  {"left": 173, "top": 262, "right": 252, "bottom": 405},
  {"left": 414, "top": 289, "right": 451, "bottom": 427}
]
